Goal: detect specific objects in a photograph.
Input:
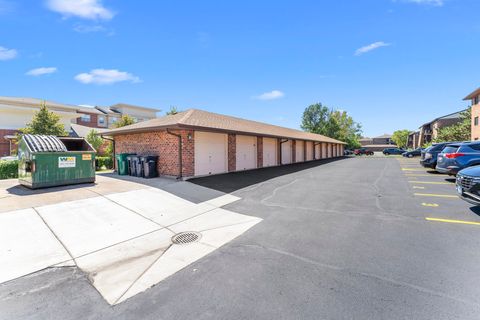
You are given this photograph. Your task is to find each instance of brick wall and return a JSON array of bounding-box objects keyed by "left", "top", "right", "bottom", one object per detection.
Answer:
[
  {"left": 115, "top": 129, "right": 194, "bottom": 177},
  {"left": 0, "top": 129, "right": 18, "bottom": 157},
  {"left": 257, "top": 137, "right": 263, "bottom": 168},
  {"left": 77, "top": 112, "right": 100, "bottom": 128},
  {"left": 228, "top": 134, "right": 236, "bottom": 172},
  {"left": 472, "top": 104, "right": 480, "bottom": 141},
  {"left": 292, "top": 140, "right": 296, "bottom": 163}
]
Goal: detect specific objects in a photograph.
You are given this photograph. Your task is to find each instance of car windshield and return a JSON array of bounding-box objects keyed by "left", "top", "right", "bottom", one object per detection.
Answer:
[{"left": 431, "top": 144, "right": 446, "bottom": 151}]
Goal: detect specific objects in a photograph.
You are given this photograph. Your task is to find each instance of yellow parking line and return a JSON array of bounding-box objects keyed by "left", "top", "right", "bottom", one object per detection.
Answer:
[
  {"left": 413, "top": 186, "right": 425, "bottom": 189},
  {"left": 405, "top": 174, "right": 440, "bottom": 177},
  {"left": 402, "top": 168, "right": 426, "bottom": 171},
  {"left": 422, "top": 203, "right": 439, "bottom": 207},
  {"left": 414, "top": 193, "right": 458, "bottom": 198},
  {"left": 426, "top": 217, "right": 480, "bottom": 226},
  {"left": 408, "top": 181, "right": 450, "bottom": 185}
]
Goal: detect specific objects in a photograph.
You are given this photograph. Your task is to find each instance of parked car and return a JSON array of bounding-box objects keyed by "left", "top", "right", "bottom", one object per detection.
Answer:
[
  {"left": 436, "top": 141, "right": 480, "bottom": 175},
  {"left": 402, "top": 148, "right": 423, "bottom": 158},
  {"left": 420, "top": 142, "right": 450, "bottom": 169},
  {"left": 383, "top": 148, "right": 406, "bottom": 155},
  {"left": 344, "top": 149, "right": 354, "bottom": 156},
  {"left": 354, "top": 148, "right": 374, "bottom": 156},
  {"left": 456, "top": 165, "right": 480, "bottom": 206}
]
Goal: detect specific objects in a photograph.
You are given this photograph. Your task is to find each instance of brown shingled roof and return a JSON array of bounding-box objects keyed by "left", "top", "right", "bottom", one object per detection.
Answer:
[{"left": 102, "top": 109, "right": 345, "bottom": 144}]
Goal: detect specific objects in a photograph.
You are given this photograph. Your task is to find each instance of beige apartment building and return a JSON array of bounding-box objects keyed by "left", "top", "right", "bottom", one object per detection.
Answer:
[
  {"left": 0, "top": 96, "right": 159, "bottom": 156},
  {"left": 464, "top": 88, "right": 480, "bottom": 141}
]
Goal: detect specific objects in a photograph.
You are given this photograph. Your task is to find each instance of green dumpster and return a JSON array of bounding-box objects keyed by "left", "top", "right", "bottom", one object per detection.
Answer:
[
  {"left": 18, "top": 134, "right": 96, "bottom": 189},
  {"left": 116, "top": 153, "right": 135, "bottom": 175}
]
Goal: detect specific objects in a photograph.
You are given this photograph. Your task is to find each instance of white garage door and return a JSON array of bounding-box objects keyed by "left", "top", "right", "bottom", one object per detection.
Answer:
[
  {"left": 315, "top": 143, "right": 321, "bottom": 160},
  {"left": 306, "top": 141, "right": 313, "bottom": 161},
  {"left": 295, "top": 140, "right": 304, "bottom": 162},
  {"left": 194, "top": 131, "right": 227, "bottom": 176},
  {"left": 321, "top": 143, "right": 326, "bottom": 159},
  {"left": 328, "top": 144, "right": 332, "bottom": 158},
  {"left": 281, "top": 140, "right": 292, "bottom": 164},
  {"left": 236, "top": 135, "right": 257, "bottom": 171},
  {"left": 263, "top": 138, "right": 277, "bottom": 167}
]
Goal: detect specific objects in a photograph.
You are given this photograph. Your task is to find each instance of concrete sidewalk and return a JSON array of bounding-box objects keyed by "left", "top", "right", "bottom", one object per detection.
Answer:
[{"left": 0, "top": 177, "right": 261, "bottom": 305}]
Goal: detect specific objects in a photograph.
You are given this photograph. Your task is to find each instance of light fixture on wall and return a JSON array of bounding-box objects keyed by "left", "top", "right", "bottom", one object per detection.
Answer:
[{"left": 187, "top": 133, "right": 192, "bottom": 140}]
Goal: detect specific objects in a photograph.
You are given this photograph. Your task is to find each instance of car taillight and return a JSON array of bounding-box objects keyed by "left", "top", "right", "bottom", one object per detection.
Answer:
[{"left": 445, "top": 153, "right": 465, "bottom": 159}]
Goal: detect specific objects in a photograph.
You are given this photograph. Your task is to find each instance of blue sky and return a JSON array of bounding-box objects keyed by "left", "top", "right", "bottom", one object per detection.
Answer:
[{"left": 0, "top": 0, "right": 478, "bottom": 137}]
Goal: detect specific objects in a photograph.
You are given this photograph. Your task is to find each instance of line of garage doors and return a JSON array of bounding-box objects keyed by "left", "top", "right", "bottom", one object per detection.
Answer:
[{"left": 194, "top": 131, "right": 343, "bottom": 176}]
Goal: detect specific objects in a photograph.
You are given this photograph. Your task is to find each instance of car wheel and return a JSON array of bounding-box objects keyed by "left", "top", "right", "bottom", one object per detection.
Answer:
[
  {"left": 408, "top": 154, "right": 413, "bottom": 158},
  {"left": 385, "top": 152, "right": 389, "bottom": 156}
]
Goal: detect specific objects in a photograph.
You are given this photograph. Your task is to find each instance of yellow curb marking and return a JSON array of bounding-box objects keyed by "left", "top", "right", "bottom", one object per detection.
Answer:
[
  {"left": 413, "top": 186, "right": 425, "bottom": 189},
  {"left": 402, "top": 168, "right": 427, "bottom": 171},
  {"left": 426, "top": 217, "right": 480, "bottom": 226},
  {"left": 405, "top": 174, "right": 440, "bottom": 177},
  {"left": 422, "top": 203, "right": 439, "bottom": 207},
  {"left": 408, "top": 181, "right": 450, "bottom": 185},
  {"left": 414, "top": 193, "right": 458, "bottom": 198}
]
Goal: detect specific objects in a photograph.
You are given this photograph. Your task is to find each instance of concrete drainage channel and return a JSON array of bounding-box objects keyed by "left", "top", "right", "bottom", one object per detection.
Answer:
[{"left": 171, "top": 232, "right": 202, "bottom": 245}]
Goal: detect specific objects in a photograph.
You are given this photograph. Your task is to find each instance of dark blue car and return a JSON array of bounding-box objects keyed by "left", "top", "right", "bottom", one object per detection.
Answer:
[{"left": 436, "top": 141, "right": 480, "bottom": 175}]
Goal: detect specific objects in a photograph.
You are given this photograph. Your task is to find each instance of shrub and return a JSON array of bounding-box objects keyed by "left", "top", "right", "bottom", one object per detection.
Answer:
[
  {"left": 0, "top": 160, "right": 18, "bottom": 179},
  {"left": 96, "top": 156, "right": 113, "bottom": 170}
]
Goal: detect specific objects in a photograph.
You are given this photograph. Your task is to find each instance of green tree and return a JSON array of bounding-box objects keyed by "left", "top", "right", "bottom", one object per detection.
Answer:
[
  {"left": 433, "top": 108, "right": 471, "bottom": 143},
  {"left": 301, "top": 103, "right": 362, "bottom": 149},
  {"left": 86, "top": 129, "right": 104, "bottom": 153},
  {"left": 113, "top": 115, "right": 135, "bottom": 128},
  {"left": 391, "top": 130, "right": 410, "bottom": 148},
  {"left": 20, "top": 101, "right": 67, "bottom": 136},
  {"left": 166, "top": 106, "right": 180, "bottom": 115}
]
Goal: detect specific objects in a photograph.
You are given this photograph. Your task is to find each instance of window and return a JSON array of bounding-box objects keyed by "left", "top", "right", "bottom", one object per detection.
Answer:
[
  {"left": 109, "top": 117, "right": 118, "bottom": 124},
  {"left": 80, "top": 114, "right": 91, "bottom": 122},
  {"left": 469, "top": 143, "right": 480, "bottom": 151},
  {"left": 474, "top": 96, "right": 480, "bottom": 105},
  {"left": 475, "top": 117, "right": 479, "bottom": 126},
  {"left": 98, "top": 116, "right": 105, "bottom": 125}
]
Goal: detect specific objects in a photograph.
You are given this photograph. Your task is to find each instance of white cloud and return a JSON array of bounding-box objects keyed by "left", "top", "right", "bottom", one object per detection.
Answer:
[
  {"left": 355, "top": 41, "right": 390, "bottom": 56},
  {"left": 254, "top": 90, "right": 285, "bottom": 100},
  {"left": 74, "top": 69, "right": 141, "bottom": 85},
  {"left": 46, "top": 0, "right": 114, "bottom": 20},
  {"left": 26, "top": 67, "right": 58, "bottom": 76},
  {"left": 400, "top": 0, "right": 444, "bottom": 6},
  {"left": 73, "top": 24, "right": 106, "bottom": 32},
  {"left": 73, "top": 24, "right": 114, "bottom": 35},
  {"left": 0, "top": 46, "right": 17, "bottom": 60}
]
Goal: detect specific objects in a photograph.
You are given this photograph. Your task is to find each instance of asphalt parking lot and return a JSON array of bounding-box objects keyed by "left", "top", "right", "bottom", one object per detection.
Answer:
[{"left": 2, "top": 156, "right": 480, "bottom": 320}]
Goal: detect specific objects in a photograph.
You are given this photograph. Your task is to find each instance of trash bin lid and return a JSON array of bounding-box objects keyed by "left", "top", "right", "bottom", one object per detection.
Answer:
[{"left": 23, "top": 134, "right": 67, "bottom": 152}]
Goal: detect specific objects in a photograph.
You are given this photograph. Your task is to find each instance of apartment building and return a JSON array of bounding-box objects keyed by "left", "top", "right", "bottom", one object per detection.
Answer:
[
  {"left": 0, "top": 96, "right": 159, "bottom": 156},
  {"left": 407, "top": 131, "right": 420, "bottom": 149},
  {"left": 464, "top": 88, "right": 480, "bottom": 141},
  {"left": 417, "top": 110, "right": 466, "bottom": 147}
]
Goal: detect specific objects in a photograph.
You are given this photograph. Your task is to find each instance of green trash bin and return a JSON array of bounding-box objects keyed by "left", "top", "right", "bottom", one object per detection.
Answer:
[
  {"left": 18, "top": 134, "right": 96, "bottom": 189},
  {"left": 116, "top": 153, "right": 134, "bottom": 175}
]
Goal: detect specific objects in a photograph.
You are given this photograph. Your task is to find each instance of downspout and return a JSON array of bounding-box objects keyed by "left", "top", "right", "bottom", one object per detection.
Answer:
[
  {"left": 166, "top": 129, "right": 183, "bottom": 179},
  {"left": 279, "top": 138, "right": 289, "bottom": 164}
]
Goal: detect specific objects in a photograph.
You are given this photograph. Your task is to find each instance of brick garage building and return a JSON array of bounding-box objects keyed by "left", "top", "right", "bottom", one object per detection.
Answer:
[{"left": 103, "top": 109, "right": 346, "bottom": 178}]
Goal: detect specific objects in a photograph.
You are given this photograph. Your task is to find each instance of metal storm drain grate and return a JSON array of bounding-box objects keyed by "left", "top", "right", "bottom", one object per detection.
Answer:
[{"left": 172, "top": 231, "right": 201, "bottom": 245}]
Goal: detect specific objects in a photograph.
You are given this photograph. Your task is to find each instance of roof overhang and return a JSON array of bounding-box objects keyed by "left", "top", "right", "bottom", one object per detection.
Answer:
[
  {"left": 103, "top": 124, "right": 346, "bottom": 144},
  {"left": 464, "top": 87, "right": 480, "bottom": 100}
]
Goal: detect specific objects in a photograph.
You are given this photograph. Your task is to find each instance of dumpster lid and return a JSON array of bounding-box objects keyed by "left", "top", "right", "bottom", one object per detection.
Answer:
[{"left": 23, "top": 134, "right": 67, "bottom": 152}]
